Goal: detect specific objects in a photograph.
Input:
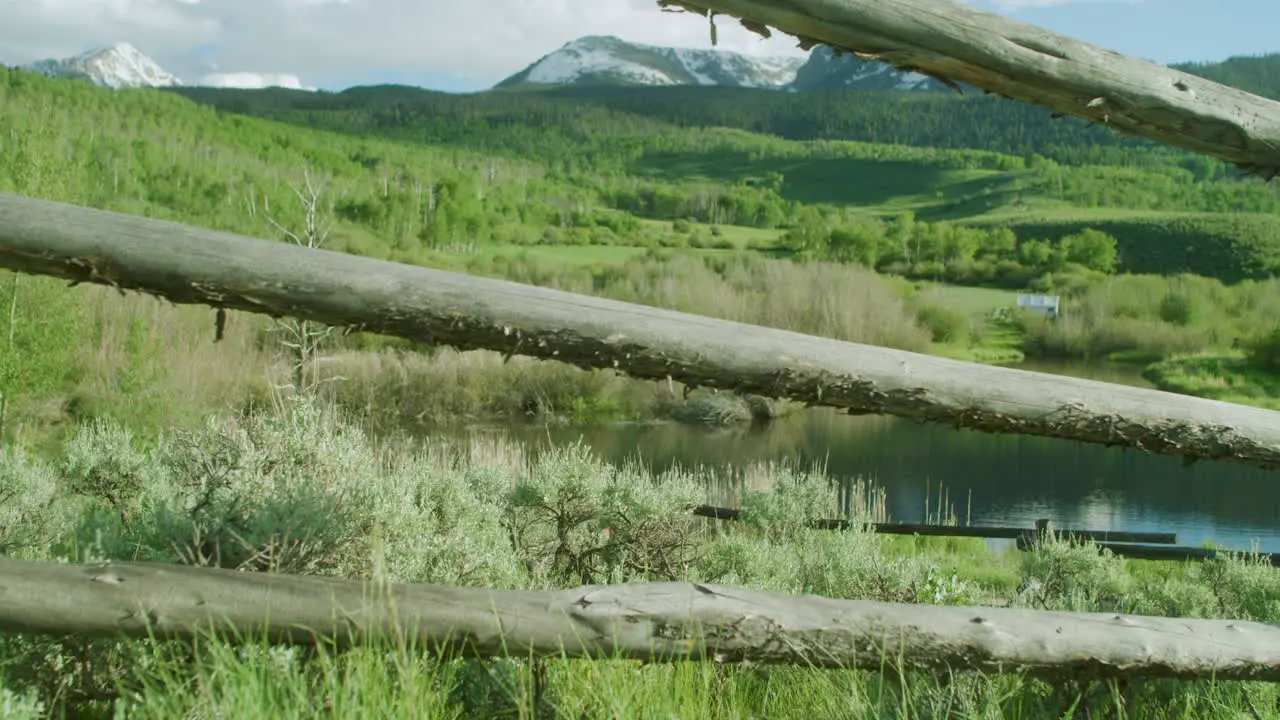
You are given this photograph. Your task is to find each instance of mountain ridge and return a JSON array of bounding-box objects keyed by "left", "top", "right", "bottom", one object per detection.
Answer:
[
  {"left": 23, "top": 42, "right": 182, "bottom": 89},
  {"left": 21, "top": 36, "right": 1280, "bottom": 100},
  {"left": 19, "top": 43, "right": 317, "bottom": 92},
  {"left": 493, "top": 35, "right": 944, "bottom": 93},
  {"left": 495, "top": 35, "right": 806, "bottom": 90}
]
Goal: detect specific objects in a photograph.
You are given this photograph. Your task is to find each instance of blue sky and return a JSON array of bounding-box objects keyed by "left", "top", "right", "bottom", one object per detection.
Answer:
[
  {"left": 992, "top": 0, "right": 1280, "bottom": 66},
  {"left": 0, "top": 0, "right": 1275, "bottom": 93},
  {"left": 405, "top": 0, "right": 1280, "bottom": 93}
]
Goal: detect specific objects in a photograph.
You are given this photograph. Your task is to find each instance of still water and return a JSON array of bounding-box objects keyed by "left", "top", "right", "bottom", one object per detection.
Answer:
[{"left": 460, "top": 360, "right": 1280, "bottom": 554}]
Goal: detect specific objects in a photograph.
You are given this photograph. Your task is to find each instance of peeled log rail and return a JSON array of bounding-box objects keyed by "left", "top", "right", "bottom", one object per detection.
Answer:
[
  {"left": 656, "top": 0, "right": 1280, "bottom": 177},
  {"left": 2, "top": 557, "right": 1279, "bottom": 681},
  {"left": 5, "top": 193, "right": 1280, "bottom": 468},
  {"left": 691, "top": 505, "right": 1179, "bottom": 544}
]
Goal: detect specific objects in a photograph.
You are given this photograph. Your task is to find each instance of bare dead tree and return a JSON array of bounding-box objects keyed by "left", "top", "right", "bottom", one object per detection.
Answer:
[{"left": 263, "top": 171, "right": 340, "bottom": 395}]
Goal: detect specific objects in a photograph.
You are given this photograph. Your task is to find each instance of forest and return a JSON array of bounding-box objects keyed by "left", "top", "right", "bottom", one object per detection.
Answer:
[{"left": 166, "top": 50, "right": 1280, "bottom": 173}]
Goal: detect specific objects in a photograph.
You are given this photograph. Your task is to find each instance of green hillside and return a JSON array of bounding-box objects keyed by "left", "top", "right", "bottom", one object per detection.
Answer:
[
  {"left": 0, "top": 67, "right": 653, "bottom": 266},
  {"left": 966, "top": 212, "right": 1280, "bottom": 282},
  {"left": 171, "top": 83, "right": 1173, "bottom": 169},
  {"left": 167, "top": 54, "right": 1280, "bottom": 176},
  {"left": 12, "top": 63, "right": 1280, "bottom": 286}
]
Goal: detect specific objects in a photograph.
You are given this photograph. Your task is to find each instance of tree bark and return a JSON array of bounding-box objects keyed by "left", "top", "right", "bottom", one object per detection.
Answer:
[
  {"left": 4, "top": 192, "right": 1280, "bottom": 467},
  {"left": 657, "top": 0, "right": 1280, "bottom": 177},
  {"left": 1, "top": 557, "right": 1278, "bottom": 681}
]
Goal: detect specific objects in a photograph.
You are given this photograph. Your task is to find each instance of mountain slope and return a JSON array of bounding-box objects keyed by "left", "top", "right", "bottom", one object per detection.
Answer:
[
  {"left": 496, "top": 35, "right": 804, "bottom": 89},
  {"left": 497, "top": 35, "right": 951, "bottom": 93},
  {"left": 789, "top": 46, "right": 946, "bottom": 91},
  {"left": 24, "top": 42, "right": 182, "bottom": 89}
]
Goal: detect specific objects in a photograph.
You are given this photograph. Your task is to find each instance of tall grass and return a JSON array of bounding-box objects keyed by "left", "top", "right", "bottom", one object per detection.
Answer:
[
  {"left": 2, "top": 396, "right": 1279, "bottom": 718},
  {"left": 468, "top": 250, "right": 933, "bottom": 349},
  {"left": 2, "top": 252, "right": 935, "bottom": 448}
]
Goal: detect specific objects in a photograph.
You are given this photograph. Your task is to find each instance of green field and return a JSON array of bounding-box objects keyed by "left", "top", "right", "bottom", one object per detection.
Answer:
[
  {"left": 911, "top": 283, "right": 1018, "bottom": 314},
  {"left": 472, "top": 243, "right": 654, "bottom": 266},
  {"left": 632, "top": 151, "right": 1013, "bottom": 210}
]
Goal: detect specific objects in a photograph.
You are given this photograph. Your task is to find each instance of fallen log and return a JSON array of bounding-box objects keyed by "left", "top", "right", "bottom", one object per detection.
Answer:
[
  {"left": 656, "top": 0, "right": 1280, "bottom": 177},
  {"left": 1, "top": 557, "right": 1278, "bottom": 681},
  {"left": 4, "top": 192, "right": 1280, "bottom": 468}
]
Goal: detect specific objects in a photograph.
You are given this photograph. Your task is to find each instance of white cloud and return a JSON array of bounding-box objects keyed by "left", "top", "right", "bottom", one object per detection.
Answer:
[
  {"left": 0, "top": 0, "right": 807, "bottom": 89},
  {"left": 199, "top": 72, "right": 317, "bottom": 91}
]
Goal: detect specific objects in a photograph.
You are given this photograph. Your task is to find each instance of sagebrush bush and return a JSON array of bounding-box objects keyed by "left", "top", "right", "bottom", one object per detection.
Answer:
[
  {"left": 58, "top": 418, "right": 156, "bottom": 508},
  {"left": 3, "top": 397, "right": 1280, "bottom": 718},
  {"left": 1015, "top": 538, "right": 1132, "bottom": 611},
  {"left": 737, "top": 466, "right": 837, "bottom": 544},
  {"left": 0, "top": 449, "right": 60, "bottom": 561},
  {"left": 701, "top": 468, "right": 976, "bottom": 604},
  {"left": 1194, "top": 554, "right": 1280, "bottom": 622},
  {"left": 506, "top": 445, "right": 703, "bottom": 587}
]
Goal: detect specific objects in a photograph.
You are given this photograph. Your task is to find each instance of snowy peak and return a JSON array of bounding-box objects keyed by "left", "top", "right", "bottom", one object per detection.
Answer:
[
  {"left": 497, "top": 35, "right": 805, "bottom": 90},
  {"left": 790, "top": 46, "right": 944, "bottom": 92},
  {"left": 24, "top": 42, "right": 182, "bottom": 89},
  {"left": 497, "top": 35, "right": 947, "bottom": 93}
]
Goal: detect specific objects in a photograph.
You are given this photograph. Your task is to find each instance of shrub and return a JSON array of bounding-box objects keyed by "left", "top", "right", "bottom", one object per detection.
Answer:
[
  {"left": 1244, "top": 325, "right": 1280, "bottom": 373},
  {"left": 0, "top": 449, "right": 60, "bottom": 561},
  {"left": 737, "top": 466, "right": 836, "bottom": 544},
  {"left": 1195, "top": 554, "right": 1280, "bottom": 622},
  {"left": 667, "top": 389, "right": 753, "bottom": 427},
  {"left": 1158, "top": 291, "right": 1204, "bottom": 326},
  {"left": 506, "top": 442, "right": 702, "bottom": 587},
  {"left": 913, "top": 302, "right": 971, "bottom": 344},
  {"left": 1014, "top": 537, "right": 1131, "bottom": 612}
]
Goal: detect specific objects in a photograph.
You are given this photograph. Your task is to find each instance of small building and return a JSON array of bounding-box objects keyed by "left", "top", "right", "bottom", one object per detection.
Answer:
[{"left": 1016, "top": 294, "right": 1060, "bottom": 318}]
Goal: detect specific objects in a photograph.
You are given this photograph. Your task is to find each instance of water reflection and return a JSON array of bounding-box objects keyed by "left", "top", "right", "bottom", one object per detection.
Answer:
[{"left": 451, "top": 361, "right": 1280, "bottom": 554}]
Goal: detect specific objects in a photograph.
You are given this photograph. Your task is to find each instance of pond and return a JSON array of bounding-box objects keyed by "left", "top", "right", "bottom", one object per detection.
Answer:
[{"left": 452, "top": 359, "right": 1280, "bottom": 554}]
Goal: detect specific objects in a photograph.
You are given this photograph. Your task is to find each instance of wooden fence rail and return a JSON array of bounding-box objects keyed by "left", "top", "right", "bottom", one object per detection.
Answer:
[
  {"left": 1014, "top": 537, "right": 1280, "bottom": 567},
  {"left": 5, "top": 192, "right": 1280, "bottom": 469},
  {"left": 691, "top": 505, "right": 1179, "bottom": 544},
  {"left": 656, "top": 0, "right": 1280, "bottom": 177},
  {"left": 697, "top": 505, "right": 1280, "bottom": 564},
  {"left": 2, "top": 556, "right": 1280, "bottom": 681}
]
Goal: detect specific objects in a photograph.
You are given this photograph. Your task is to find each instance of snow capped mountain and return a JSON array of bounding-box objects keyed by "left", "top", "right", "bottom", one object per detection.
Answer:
[
  {"left": 789, "top": 46, "right": 945, "bottom": 92},
  {"left": 496, "top": 35, "right": 947, "bottom": 94},
  {"left": 497, "top": 35, "right": 805, "bottom": 90},
  {"left": 24, "top": 42, "right": 183, "bottom": 89}
]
